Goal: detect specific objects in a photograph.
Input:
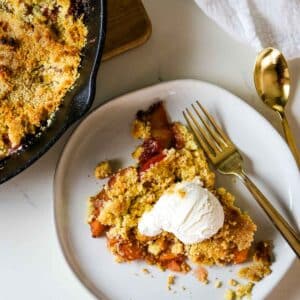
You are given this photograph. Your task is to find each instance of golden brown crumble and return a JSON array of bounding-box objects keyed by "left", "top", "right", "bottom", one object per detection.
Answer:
[
  {"left": 228, "top": 279, "right": 238, "bottom": 287},
  {"left": 224, "top": 281, "right": 255, "bottom": 300},
  {"left": 214, "top": 279, "right": 222, "bottom": 288},
  {"left": 224, "top": 289, "right": 235, "bottom": 300},
  {"left": 142, "top": 268, "right": 150, "bottom": 274},
  {"left": 132, "top": 119, "right": 151, "bottom": 140},
  {"left": 167, "top": 275, "right": 175, "bottom": 290},
  {"left": 235, "top": 282, "right": 255, "bottom": 299},
  {"left": 239, "top": 263, "right": 271, "bottom": 282},
  {"left": 0, "top": 0, "right": 87, "bottom": 158},
  {"left": 94, "top": 161, "right": 113, "bottom": 179},
  {"left": 238, "top": 241, "right": 273, "bottom": 282},
  {"left": 87, "top": 102, "right": 257, "bottom": 273}
]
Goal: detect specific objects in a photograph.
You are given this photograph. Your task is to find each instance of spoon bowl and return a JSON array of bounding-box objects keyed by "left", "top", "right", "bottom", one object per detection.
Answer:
[{"left": 254, "top": 47, "right": 290, "bottom": 113}]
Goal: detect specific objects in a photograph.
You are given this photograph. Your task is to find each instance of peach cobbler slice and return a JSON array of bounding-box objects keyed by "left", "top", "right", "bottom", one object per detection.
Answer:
[{"left": 87, "top": 102, "right": 257, "bottom": 272}]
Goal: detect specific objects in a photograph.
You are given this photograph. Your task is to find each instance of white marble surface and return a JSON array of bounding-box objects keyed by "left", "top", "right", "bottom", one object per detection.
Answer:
[{"left": 0, "top": 0, "right": 299, "bottom": 299}]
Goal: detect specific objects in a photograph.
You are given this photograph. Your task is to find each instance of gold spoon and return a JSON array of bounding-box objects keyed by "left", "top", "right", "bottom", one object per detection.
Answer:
[{"left": 254, "top": 47, "right": 300, "bottom": 168}]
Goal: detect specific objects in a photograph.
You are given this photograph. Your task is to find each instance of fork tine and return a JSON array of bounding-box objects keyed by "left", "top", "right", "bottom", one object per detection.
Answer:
[
  {"left": 183, "top": 110, "right": 215, "bottom": 160},
  {"left": 191, "top": 103, "right": 225, "bottom": 150},
  {"left": 185, "top": 108, "right": 220, "bottom": 154},
  {"left": 196, "top": 101, "right": 231, "bottom": 144}
]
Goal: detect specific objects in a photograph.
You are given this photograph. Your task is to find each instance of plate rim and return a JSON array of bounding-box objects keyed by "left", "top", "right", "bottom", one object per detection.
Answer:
[{"left": 53, "top": 79, "right": 298, "bottom": 300}]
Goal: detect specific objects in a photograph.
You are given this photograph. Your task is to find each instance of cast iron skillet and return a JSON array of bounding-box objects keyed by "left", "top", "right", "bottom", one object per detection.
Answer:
[{"left": 0, "top": 0, "right": 106, "bottom": 184}]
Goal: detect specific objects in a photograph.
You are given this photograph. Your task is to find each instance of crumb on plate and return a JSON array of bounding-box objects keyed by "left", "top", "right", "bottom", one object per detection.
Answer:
[
  {"left": 228, "top": 279, "right": 238, "bottom": 286},
  {"left": 238, "top": 241, "right": 273, "bottom": 282},
  {"left": 132, "top": 119, "right": 151, "bottom": 139},
  {"left": 167, "top": 275, "right": 175, "bottom": 290},
  {"left": 94, "top": 161, "right": 112, "bottom": 179},
  {"left": 142, "top": 268, "right": 150, "bottom": 274},
  {"left": 236, "top": 282, "right": 255, "bottom": 299},
  {"left": 214, "top": 279, "right": 222, "bottom": 288},
  {"left": 215, "top": 279, "right": 222, "bottom": 288},
  {"left": 224, "top": 289, "right": 235, "bottom": 300},
  {"left": 195, "top": 266, "right": 208, "bottom": 284},
  {"left": 238, "top": 263, "right": 271, "bottom": 282}
]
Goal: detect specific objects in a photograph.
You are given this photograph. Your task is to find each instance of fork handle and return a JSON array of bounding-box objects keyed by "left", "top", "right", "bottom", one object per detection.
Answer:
[{"left": 239, "top": 172, "right": 300, "bottom": 258}]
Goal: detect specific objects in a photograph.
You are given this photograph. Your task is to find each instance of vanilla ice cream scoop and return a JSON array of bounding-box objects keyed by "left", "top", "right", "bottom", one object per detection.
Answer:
[{"left": 138, "top": 179, "right": 224, "bottom": 244}]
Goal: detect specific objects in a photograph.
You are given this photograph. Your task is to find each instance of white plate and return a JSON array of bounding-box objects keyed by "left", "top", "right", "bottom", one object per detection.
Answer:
[{"left": 54, "top": 79, "right": 300, "bottom": 300}]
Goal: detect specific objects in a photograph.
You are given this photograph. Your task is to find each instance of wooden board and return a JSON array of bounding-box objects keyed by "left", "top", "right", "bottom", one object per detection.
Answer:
[{"left": 102, "top": 0, "right": 152, "bottom": 61}]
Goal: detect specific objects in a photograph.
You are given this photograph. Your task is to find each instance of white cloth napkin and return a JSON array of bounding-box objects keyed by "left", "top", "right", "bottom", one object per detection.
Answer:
[{"left": 194, "top": 0, "right": 300, "bottom": 60}]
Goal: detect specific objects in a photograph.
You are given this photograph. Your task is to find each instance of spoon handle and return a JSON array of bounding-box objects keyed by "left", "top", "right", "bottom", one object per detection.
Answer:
[{"left": 280, "top": 112, "right": 300, "bottom": 168}]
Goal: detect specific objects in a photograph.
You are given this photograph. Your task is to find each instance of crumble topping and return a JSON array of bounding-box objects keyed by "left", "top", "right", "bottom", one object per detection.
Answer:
[
  {"left": 228, "top": 279, "right": 238, "bottom": 287},
  {"left": 235, "top": 282, "right": 255, "bottom": 299},
  {"left": 167, "top": 275, "right": 175, "bottom": 290},
  {"left": 0, "top": 0, "right": 87, "bottom": 158},
  {"left": 224, "top": 282, "right": 255, "bottom": 300},
  {"left": 238, "top": 241, "right": 273, "bottom": 282},
  {"left": 215, "top": 279, "right": 222, "bottom": 288},
  {"left": 142, "top": 268, "right": 150, "bottom": 274},
  {"left": 132, "top": 119, "right": 151, "bottom": 140},
  {"left": 224, "top": 289, "right": 235, "bottom": 300},
  {"left": 94, "top": 161, "right": 113, "bottom": 179}
]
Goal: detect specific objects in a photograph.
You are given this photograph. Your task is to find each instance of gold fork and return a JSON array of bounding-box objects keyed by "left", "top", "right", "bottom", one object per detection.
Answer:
[{"left": 183, "top": 101, "right": 300, "bottom": 258}]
